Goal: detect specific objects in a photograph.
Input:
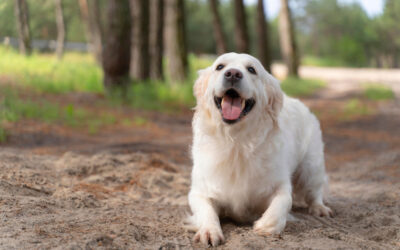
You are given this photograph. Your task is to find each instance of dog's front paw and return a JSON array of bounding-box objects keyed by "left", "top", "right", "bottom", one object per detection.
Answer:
[
  {"left": 253, "top": 216, "right": 286, "bottom": 236},
  {"left": 193, "top": 225, "right": 224, "bottom": 247},
  {"left": 309, "top": 203, "right": 334, "bottom": 217}
]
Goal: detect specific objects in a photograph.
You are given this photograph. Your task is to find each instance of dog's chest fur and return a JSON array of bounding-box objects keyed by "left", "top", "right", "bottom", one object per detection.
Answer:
[{"left": 195, "top": 134, "right": 281, "bottom": 222}]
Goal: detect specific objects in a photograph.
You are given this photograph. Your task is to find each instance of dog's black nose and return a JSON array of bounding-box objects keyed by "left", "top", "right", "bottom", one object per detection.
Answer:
[{"left": 224, "top": 68, "right": 243, "bottom": 83}]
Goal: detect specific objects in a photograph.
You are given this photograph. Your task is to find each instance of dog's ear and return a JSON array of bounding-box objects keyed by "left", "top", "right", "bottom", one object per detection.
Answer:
[
  {"left": 193, "top": 67, "right": 212, "bottom": 102},
  {"left": 264, "top": 75, "right": 283, "bottom": 127}
]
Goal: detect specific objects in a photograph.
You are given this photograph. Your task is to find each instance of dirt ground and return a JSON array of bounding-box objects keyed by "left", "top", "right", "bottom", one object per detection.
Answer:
[{"left": 1, "top": 68, "right": 400, "bottom": 249}]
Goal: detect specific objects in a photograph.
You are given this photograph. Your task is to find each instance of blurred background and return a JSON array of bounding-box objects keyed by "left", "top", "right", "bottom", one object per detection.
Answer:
[{"left": 1, "top": 1, "right": 400, "bottom": 248}]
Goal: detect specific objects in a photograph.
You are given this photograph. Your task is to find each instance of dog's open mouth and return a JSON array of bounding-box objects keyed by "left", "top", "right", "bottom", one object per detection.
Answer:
[{"left": 214, "top": 89, "right": 255, "bottom": 124}]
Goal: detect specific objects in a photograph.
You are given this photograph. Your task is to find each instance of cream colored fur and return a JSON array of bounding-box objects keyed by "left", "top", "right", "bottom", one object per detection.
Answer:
[{"left": 188, "top": 53, "right": 332, "bottom": 246}]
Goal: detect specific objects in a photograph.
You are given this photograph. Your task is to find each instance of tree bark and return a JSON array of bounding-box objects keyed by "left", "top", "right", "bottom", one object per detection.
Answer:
[
  {"left": 209, "top": 0, "right": 227, "bottom": 55},
  {"left": 14, "top": 0, "right": 31, "bottom": 55},
  {"left": 54, "top": 0, "right": 65, "bottom": 60},
  {"left": 130, "top": 0, "right": 150, "bottom": 80},
  {"left": 102, "top": 0, "right": 131, "bottom": 90},
  {"left": 165, "top": 0, "right": 188, "bottom": 83},
  {"left": 233, "top": 0, "right": 249, "bottom": 53},
  {"left": 256, "top": 0, "right": 271, "bottom": 72},
  {"left": 279, "top": 0, "right": 299, "bottom": 77},
  {"left": 149, "top": 0, "right": 164, "bottom": 80},
  {"left": 78, "top": 0, "right": 103, "bottom": 64}
]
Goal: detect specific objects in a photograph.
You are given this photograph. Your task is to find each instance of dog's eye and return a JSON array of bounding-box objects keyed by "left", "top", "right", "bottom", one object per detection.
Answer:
[
  {"left": 216, "top": 64, "right": 225, "bottom": 71},
  {"left": 247, "top": 66, "right": 256, "bottom": 74}
]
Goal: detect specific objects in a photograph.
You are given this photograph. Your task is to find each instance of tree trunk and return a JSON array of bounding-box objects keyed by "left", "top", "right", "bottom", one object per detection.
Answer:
[
  {"left": 233, "top": 0, "right": 249, "bottom": 53},
  {"left": 78, "top": 0, "right": 103, "bottom": 64},
  {"left": 279, "top": 0, "right": 299, "bottom": 77},
  {"left": 130, "top": 0, "right": 150, "bottom": 80},
  {"left": 54, "top": 0, "right": 65, "bottom": 60},
  {"left": 209, "top": 0, "right": 227, "bottom": 55},
  {"left": 256, "top": 0, "right": 271, "bottom": 72},
  {"left": 102, "top": 0, "right": 131, "bottom": 90},
  {"left": 149, "top": 0, "right": 164, "bottom": 80},
  {"left": 165, "top": 0, "right": 188, "bottom": 83},
  {"left": 14, "top": 0, "right": 31, "bottom": 55}
]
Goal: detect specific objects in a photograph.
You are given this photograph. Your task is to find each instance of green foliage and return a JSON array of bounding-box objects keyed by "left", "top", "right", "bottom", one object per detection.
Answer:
[
  {"left": 268, "top": 17, "right": 282, "bottom": 62},
  {"left": 343, "top": 98, "right": 371, "bottom": 118},
  {"left": 185, "top": 1, "right": 267, "bottom": 56},
  {"left": 108, "top": 80, "right": 195, "bottom": 111},
  {"left": 133, "top": 117, "right": 148, "bottom": 126},
  {"left": 186, "top": 0, "right": 215, "bottom": 53},
  {"left": 0, "top": 127, "right": 6, "bottom": 142},
  {"left": 0, "top": 46, "right": 212, "bottom": 112},
  {"left": 108, "top": 54, "right": 212, "bottom": 111},
  {"left": 0, "top": 0, "right": 86, "bottom": 42},
  {"left": 0, "top": 87, "right": 58, "bottom": 124},
  {"left": 0, "top": 46, "right": 103, "bottom": 93},
  {"left": 373, "top": 0, "right": 400, "bottom": 68},
  {"left": 0, "top": 1, "right": 16, "bottom": 38},
  {"left": 296, "top": 0, "right": 373, "bottom": 67},
  {"left": 280, "top": 77, "right": 326, "bottom": 97},
  {"left": 302, "top": 56, "right": 346, "bottom": 67},
  {"left": 2, "top": 0, "right": 400, "bottom": 68},
  {"left": 363, "top": 84, "right": 395, "bottom": 101},
  {"left": 0, "top": 87, "right": 117, "bottom": 137},
  {"left": 185, "top": 0, "right": 400, "bottom": 67}
]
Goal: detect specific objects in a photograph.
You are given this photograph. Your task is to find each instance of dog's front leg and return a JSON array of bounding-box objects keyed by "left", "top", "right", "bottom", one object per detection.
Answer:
[
  {"left": 188, "top": 191, "right": 224, "bottom": 246},
  {"left": 254, "top": 184, "right": 292, "bottom": 236}
]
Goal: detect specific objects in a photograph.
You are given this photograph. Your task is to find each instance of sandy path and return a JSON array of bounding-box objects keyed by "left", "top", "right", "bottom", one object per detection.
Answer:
[{"left": 1, "top": 111, "right": 399, "bottom": 249}]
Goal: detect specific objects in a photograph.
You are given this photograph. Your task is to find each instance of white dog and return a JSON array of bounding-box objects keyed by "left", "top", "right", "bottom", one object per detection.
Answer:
[{"left": 187, "top": 53, "right": 333, "bottom": 246}]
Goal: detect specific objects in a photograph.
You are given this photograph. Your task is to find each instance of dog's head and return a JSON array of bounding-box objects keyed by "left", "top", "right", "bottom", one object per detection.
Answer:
[{"left": 194, "top": 53, "right": 283, "bottom": 127}]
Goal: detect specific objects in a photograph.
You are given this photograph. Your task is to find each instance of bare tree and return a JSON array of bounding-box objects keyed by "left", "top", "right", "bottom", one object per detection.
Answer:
[
  {"left": 130, "top": 0, "right": 150, "bottom": 80},
  {"left": 54, "top": 0, "right": 65, "bottom": 60},
  {"left": 14, "top": 0, "right": 31, "bottom": 55},
  {"left": 233, "top": 0, "right": 249, "bottom": 53},
  {"left": 78, "top": 0, "right": 103, "bottom": 64},
  {"left": 165, "top": 0, "right": 188, "bottom": 82},
  {"left": 102, "top": 0, "right": 131, "bottom": 89},
  {"left": 256, "top": 0, "right": 271, "bottom": 72},
  {"left": 149, "top": 0, "right": 164, "bottom": 80},
  {"left": 279, "top": 0, "right": 299, "bottom": 77},
  {"left": 209, "top": 0, "right": 227, "bottom": 55}
]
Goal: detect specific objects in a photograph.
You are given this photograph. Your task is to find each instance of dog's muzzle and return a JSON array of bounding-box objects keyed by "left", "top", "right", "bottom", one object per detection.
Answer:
[{"left": 214, "top": 89, "right": 255, "bottom": 124}]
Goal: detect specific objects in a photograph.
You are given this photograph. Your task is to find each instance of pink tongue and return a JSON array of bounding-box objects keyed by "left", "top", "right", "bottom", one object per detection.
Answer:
[{"left": 221, "top": 96, "right": 242, "bottom": 120}]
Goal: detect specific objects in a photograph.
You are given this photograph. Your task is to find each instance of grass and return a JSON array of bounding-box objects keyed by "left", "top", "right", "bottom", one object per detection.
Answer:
[
  {"left": 342, "top": 98, "right": 372, "bottom": 119},
  {"left": 0, "top": 46, "right": 208, "bottom": 110},
  {"left": 0, "top": 127, "right": 6, "bottom": 142},
  {"left": 280, "top": 77, "right": 326, "bottom": 97},
  {"left": 133, "top": 116, "right": 148, "bottom": 126},
  {"left": 0, "top": 46, "right": 103, "bottom": 93},
  {"left": 363, "top": 84, "right": 395, "bottom": 101},
  {"left": 302, "top": 56, "right": 347, "bottom": 68},
  {"left": 0, "top": 87, "right": 118, "bottom": 141},
  {"left": 107, "top": 79, "right": 196, "bottom": 111},
  {"left": 101, "top": 54, "right": 213, "bottom": 111}
]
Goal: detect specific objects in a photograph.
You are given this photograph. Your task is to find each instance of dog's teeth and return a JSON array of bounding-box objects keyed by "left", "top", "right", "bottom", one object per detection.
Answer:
[
  {"left": 241, "top": 99, "right": 245, "bottom": 109},
  {"left": 221, "top": 98, "right": 225, "bottom": 107}
]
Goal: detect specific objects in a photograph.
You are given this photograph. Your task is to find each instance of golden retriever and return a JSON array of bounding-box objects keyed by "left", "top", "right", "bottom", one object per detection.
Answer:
[{"left": 187, "top": 53, "right": 333, "bottom": 246}]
